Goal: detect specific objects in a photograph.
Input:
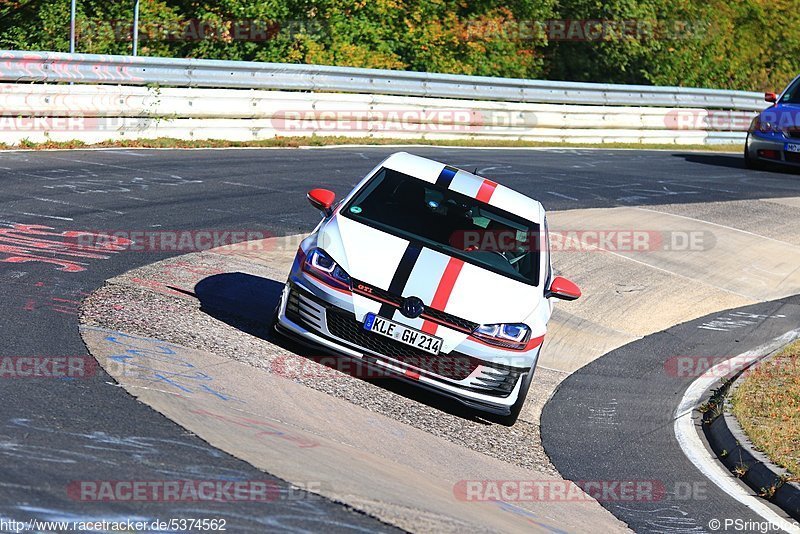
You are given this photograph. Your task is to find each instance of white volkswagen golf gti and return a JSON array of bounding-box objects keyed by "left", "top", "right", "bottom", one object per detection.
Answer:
[{"left": 274, "top": 152, "right": 580, "bottom": 425}]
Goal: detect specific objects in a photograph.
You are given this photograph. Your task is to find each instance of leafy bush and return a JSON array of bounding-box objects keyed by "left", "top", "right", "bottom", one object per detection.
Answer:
[{"left": 1, "top": 0, "right": 798, "bottom": 91}]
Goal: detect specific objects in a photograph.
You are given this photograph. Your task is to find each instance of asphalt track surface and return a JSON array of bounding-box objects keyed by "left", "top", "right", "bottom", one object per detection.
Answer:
[
  {"left": 1, "top": 146, "right": 799, "bottom": 531},
  {"left": 542, "top": 296, "right": 800, "bottom": 533}
]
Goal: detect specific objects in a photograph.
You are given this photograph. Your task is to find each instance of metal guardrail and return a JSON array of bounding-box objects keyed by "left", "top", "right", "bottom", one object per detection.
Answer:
[{"left": 0, "top": 50, "right": 766, "bottom": 111}]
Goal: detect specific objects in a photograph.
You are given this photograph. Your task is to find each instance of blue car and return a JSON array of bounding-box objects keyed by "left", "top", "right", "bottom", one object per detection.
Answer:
[{"left": 745, "top": 74, "right": 800, "bottom": 170}]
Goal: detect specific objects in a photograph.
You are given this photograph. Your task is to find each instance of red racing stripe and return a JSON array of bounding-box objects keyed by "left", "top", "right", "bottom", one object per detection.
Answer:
[
  {"left": 475, "top": 179, "right": 498, "bottom": 203},
  {"left": 421, "top": 257, "right": 465, "bottom": 334}
]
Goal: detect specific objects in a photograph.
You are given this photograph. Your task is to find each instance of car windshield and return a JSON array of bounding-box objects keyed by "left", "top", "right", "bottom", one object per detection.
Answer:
[
  {"left": 342, "top": 167, "right": 541, "bottom": 286},
  {"left": 780, "top": 77, "right": 800, "bottom": 104}
]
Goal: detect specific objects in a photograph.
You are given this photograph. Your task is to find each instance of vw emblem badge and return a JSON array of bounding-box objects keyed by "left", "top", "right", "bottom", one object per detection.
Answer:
[{"left": 400, "top": 296, "right": 425, "bottom": 319}]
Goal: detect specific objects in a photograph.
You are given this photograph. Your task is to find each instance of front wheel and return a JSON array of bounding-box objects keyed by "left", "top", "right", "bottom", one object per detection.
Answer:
[
  {"left": 267, "top": 294, "right": 283, "bottom": 341},
  {"left": 744, "top": 135, "right": 764, "bottom": 170},
  {"left": 488, "top": 366, "right": 535, "bottom": 426}
]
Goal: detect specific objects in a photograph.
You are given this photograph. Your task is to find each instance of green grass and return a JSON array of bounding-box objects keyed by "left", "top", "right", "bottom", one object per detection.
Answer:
[
  {"left": 731, "top": 339, "right": 800, "bottom": 479},
  {"left": 0, "top": 136, "right": 745, "bottom": 152}
]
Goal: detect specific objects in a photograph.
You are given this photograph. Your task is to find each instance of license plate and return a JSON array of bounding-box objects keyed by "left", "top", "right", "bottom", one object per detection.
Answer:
[
  {"left": 785, "top": 143, "right": 800, "bottom": 153},
  {"left": 363, "top": 313, "right": 442, "bottom": 355}
]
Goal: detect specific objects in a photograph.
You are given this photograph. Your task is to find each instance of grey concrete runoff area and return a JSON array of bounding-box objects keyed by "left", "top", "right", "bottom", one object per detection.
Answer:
[{"left": 1, "top": 146, "right": 800, "bottom": 532}]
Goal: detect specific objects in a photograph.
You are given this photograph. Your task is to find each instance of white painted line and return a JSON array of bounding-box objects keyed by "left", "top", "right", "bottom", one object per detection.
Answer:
[
  {"left": 674, "top": 329, "right": 800, "bottom": 534},
  {"left": 104, "top": 150, "right": 151, "bottom": 157},
  {"left": 632, "top": 206, "right": 800, "bottom": 248},
  {"left": 558, "top": 232, "right": 755, "bottom": 300},
  {"left": 32, "top": 197, "right": 125, "bottom": 216},
  {"left": 31, "top": 197, "right": 125, "bottom": 215},
  {"left": 546, "top": 191, "right": 579, "bottom": 201},
  {"left": 222, "top": 181, "right": 271, "bottom": 190},
  {"left": 18, "top": 212, "right": 74, "bottom": 221}
]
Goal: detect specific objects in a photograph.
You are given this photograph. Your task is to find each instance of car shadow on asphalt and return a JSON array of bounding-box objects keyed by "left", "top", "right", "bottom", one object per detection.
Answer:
[
  {"left": 194, "top": 272, "right": 488, "bottom": 425},
  {"left": 673, "top": 153, "right": 747, "bottom": 169},
  {"left": 674, "top": 153, "right": 800, "bottom": 174}
]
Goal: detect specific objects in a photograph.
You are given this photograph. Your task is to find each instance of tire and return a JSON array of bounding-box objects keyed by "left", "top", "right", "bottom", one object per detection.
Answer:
[
  {"left": 744, "top": 136, "right": 764, "bottom": 170},
  {"left": 489, "top": 365, "right": 536, "bottom": 426},
  {"left": 267, "top": 296, "right": 282, "bottom": 340}
]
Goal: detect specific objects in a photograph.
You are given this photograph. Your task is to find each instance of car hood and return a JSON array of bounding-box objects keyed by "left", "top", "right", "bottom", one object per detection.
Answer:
[
  {"left": 317, "top": 214, "right": 542, "bottom": 326},
  {"left": 760, "top": 103, "right": 800, "bottom": 126}
]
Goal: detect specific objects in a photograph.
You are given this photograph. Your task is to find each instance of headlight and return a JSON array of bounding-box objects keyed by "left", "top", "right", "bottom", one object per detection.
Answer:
[
  {"left": 472, "top": 323, "right": 531, "bottom": 350},
  {"left": 302, "top": 248, "right": 352, "bottom": 291},
  {"left": 751, "top": 115, "right": 777, "bottom": 134}
]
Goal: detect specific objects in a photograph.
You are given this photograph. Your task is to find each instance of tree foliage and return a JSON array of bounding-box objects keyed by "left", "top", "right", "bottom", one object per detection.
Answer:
[{"left": 1, "top": 0, "right": 797, "bottom": 91}]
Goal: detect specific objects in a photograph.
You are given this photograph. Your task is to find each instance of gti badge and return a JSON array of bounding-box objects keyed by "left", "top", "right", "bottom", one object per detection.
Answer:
[{"left": 400, "top": 296, "right": 425, "bottom": 319}]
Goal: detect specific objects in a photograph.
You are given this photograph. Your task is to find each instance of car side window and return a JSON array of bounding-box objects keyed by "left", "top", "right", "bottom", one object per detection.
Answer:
[{"left": 780, "top": 77, "right": 800, "bottom": 104}]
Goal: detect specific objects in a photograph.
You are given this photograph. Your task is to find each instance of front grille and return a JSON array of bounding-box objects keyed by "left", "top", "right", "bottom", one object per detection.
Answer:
[
  {"left": 286, "top": 285, "right": 524, "bottom": 396},
  {"left": 352, "top": 279, "right": 479, "bottom": 333},
  {"left": 326, "top": 309, "right": 479, "bottom": 380},
  {"left": 786, "top": 129, "right": 800, "bottom": 139},
  {"left": 421, "top": 307, "right": 479, "bottom": 333},
  {"left": 786, "top": 151, "right": 800, "bottom": 163}
]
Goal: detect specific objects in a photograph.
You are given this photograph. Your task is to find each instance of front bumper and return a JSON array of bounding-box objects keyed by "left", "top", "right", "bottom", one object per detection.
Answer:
[
  {"left": 275, "top": 281, "right": 535, "bottom": 415},
  {"left": 746, "top": 132, "right": 800, "bottom": 168}
]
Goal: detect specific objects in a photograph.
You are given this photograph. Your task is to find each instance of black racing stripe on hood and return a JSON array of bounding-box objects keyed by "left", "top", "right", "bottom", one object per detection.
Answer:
[{"left": 378, "top": 242, "right": 422, "bottom": 318}]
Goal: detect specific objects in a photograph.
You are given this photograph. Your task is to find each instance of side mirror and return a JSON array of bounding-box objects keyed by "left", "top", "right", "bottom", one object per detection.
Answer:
[
  {"left": 765, "top": 92, "right": 778, "bottom": 103},
  {"left": 546, "top": 276, "right": 581, "bottom": 301},
  {"left": 307, "top": 189, "right": 335, "bottom": 216}
]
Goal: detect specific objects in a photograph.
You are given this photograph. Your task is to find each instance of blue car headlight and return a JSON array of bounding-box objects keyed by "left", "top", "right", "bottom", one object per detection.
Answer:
[
  {"left": 472, "top": 323, "right": 531, "bottom": 350},
  {"left": 302, "top": 248, "right": 352, "bottom": 291}
]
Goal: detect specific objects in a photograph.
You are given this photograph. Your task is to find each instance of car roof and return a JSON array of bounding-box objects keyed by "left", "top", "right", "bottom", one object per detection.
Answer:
[{"left": 381, "top": 152, "right": 545, "bottom": 224}]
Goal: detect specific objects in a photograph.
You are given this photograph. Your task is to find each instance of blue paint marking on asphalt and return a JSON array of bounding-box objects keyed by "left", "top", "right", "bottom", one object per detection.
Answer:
[{"left": 100, "top": 329, "right": 244, "bottom": 403}]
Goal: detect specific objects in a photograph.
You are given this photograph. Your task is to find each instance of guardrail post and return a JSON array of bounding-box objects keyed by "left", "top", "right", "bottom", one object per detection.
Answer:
[
  {"left": 69, "top": 0, "right": 77, "bottom": 53},
  {"left": 132, "top": 0, "right": 141, "bottom": 56}
]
